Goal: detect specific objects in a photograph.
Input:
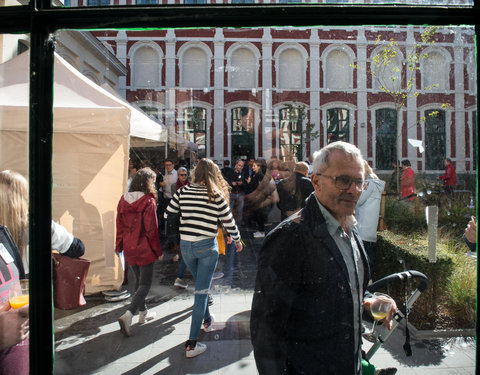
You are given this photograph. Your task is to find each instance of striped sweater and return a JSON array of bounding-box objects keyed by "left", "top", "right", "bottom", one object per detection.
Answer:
[{"left": 164, "top": 183, "right": 241, "bottom": 243}]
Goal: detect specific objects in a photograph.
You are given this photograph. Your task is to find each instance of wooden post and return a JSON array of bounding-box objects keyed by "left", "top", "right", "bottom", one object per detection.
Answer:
[
  {"left": 426, "top": 205, "right": 438, "bottom": 263},
  {"left": 378, "top": 191, "right": 387, "bottom": 231}
]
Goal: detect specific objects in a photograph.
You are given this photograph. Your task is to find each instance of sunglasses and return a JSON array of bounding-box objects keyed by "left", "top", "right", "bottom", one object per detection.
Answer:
[{"left": 179, "top": 174, "right": 187, "bottom": 176}]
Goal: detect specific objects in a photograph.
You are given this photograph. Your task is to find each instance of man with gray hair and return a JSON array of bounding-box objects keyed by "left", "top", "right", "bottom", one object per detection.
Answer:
[{"left": 251, "top": 141, "right": 397, "bottom": 374}]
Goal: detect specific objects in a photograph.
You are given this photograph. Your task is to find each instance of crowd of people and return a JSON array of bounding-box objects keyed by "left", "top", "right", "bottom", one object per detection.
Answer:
[{"left": 0, "top": 142, "right": 475, "bottom": 373}]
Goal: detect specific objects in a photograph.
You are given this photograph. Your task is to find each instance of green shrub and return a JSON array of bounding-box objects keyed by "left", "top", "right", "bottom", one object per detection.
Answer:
[
  {"left": 446, "top": 254, "right": 477, "bottom": 327},
  {"left": 374, "top": 231, "right": 461, "bottom": 329}
]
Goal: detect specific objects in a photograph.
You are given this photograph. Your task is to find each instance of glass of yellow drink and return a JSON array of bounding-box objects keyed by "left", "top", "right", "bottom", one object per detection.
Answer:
[{"left": 9, "top": 279, "right": 29, "bottom": 309}]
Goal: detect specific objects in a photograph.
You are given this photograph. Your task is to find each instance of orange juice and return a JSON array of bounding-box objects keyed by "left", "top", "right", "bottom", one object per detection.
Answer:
[{"left": 9, "top": 294, "right": 29, "bottom": 309}]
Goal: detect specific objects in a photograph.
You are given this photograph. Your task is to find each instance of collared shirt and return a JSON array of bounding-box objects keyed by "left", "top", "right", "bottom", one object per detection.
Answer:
[
  {"left": 315, "top": 196, "right": 365, "bottom": 373},
  {"left": 163, "top": 168, "right": 178, "bottom": 199}
]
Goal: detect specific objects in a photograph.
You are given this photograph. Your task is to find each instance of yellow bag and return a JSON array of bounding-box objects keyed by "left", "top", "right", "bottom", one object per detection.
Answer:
[{"left": 217, "top": 228, "right": 225, "bottom": 255}]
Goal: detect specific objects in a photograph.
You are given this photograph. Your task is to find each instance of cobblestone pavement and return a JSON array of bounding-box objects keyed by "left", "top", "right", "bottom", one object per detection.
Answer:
[{"left": 54, "top": 220, "right": 476, "bottom": 375}]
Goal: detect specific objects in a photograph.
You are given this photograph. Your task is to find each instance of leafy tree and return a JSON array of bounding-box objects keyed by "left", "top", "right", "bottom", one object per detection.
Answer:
[{"left": 351, "top": 27, "right": 449, "bottom": 193}]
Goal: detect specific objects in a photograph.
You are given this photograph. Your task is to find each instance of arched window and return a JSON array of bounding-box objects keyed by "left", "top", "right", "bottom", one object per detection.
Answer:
[
  {"left": 279, "top": 106, "right": 303, "bottom": 161},
  {"left": 327, "top": 108, "right": 349, "bottom": 143},
  {"left": 132, "top": 46, "right": 159, "bottom": 88},
  {"left": 230, "top": 48, "right": 256, "bottom": 89},
  {"left": 425, "top": 109, "right": 446, "bottom": 170},
  {"left": 182, "top": 47, "right": 209, "bottom": 88},
  {"left": 423, "top": 51, "right": 447, "bottom": 91},
  {"left": 326, "top": 49, "right": 350, "bottom": 90},
  {"left": 182, "top": 107, "right": 206, "bottom": 152},
  {"left": 375, "top": 108, "right": 397, "bottom": 169},
  {"left": 278, "top": 49, "right": 303, "bottom": 89}
]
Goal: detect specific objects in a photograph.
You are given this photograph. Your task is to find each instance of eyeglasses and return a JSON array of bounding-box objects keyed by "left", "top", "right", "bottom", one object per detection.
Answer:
[{"left": 317, "top": 173, "right": 365, "bottom": 190}]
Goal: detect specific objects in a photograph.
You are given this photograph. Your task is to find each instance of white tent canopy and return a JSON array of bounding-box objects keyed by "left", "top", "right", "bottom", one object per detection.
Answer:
[{"left": 0, "top": 51, "right": 171, "bottom": 294}]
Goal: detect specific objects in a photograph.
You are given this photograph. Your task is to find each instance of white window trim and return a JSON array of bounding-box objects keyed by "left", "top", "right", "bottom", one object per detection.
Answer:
[
  {"left": 273, "top": 43, "right": 308, "bottom": 92},
  {"left": 420, "top": 46, "right": 452, "bottom": 92},
  {"left": 178, "top": 42, "right": 213, "bottom": 89},
  {"left": 225, "top": 42, "right": 261, "bottom": 90},
  {"left": 321, "top": 44, "right": 355, "bottom": 91},
  {"left": 128, "top": 41, "right": 164, "bottom": 89}
]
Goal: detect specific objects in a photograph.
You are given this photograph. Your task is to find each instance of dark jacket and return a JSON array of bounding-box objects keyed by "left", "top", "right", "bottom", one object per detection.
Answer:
[
  {"left": 276, "top": 173, "right": 314, "bottom": 220},
  {"left": 225, "top": 168, "right": 247, "bottom": 194},
  {"left": 250, "top": 194, "right": 370, "bottom": 374},
  {"left": 115, "top": 192, "right": 162, "bottom": 266}
]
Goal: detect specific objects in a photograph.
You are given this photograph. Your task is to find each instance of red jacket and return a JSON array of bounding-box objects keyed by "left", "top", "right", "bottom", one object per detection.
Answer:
[
  {"left": 439, "top": 164, "right": 457, "bottom": 186},
  {"left": 115, "top": 192, "right": 162, "bottom": 266}
]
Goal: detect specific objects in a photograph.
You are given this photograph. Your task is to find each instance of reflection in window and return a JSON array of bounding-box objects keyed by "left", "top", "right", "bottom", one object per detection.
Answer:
[
  {"left": 279, "top": 107, "right": 303, "bottom": 161},
  {"left": 182, "top": 107, "right": 206, "bottom": 152},
  {"left": 375, "top": 108, "right": 397, "bottom": 169},
  {"left": 232, "top": 0, "right": 254, "bottom": 3},
  {"left": 184, "top": 0, "right": 207, "bottom": 3},
  {"left": 87, "top": 0, "right": 110, "bottom": 5},
  {"left": 278, "top": 48, "right": 303, "bottom": 89},
  {"left": 139, "top": 105, "right": 160, "bottom": 120},
  {"left": 327, "top": 108, "right": 349, "bottom": 143},
  {"left": 229, "top": 48, "right": 256, "bottom": 89},
  {"left": 423, "top": 50, "right": 448, "bottom": 90},
  {"left": 136, "top": 0, "right": 157, "bottom": 3},
  {"left": 325, "top": 49, "right": 351, "bottom": 90},
  {"left": 232, "top": 107, "right": 254, "bottom": 134},
  {"left": 473, "top": 111, "right": 477, "bottom": 167},
  {"left": 425, "top": 109, "right": 446, "bottom": 170},
  {"left": 132, "top": 46, "right": 160, "bottom": 88},
  {"left": 182, "top": 47, "right": 209, "bottom": 88},
  {"left": 372, "top": 47, "right": 402, "bottom": 91}
]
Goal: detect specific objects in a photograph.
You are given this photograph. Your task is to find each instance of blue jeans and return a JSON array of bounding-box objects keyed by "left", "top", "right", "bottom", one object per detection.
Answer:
[{"left": 180, "top": 237, "right": 219, "bottom": 340}]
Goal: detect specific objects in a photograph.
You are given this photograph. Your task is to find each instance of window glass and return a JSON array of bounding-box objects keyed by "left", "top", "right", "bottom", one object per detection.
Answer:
[
  {"left": 0, "top": 23, "right": 476, "bottom": 373},
  {"left": 375, "top": 108, "right": 397, "bottom": 170},
  {"left": 327, "top": 108, "right": 349, "bottom": 143},
  {"left": 46, "top": 0, "right": 475, "bottom": 8},
  {"left": 425, "top": 109, "right": 446, "bottom": 170},
  {"left": 0, "top": 33, "right": 30, "bottom": 370}
]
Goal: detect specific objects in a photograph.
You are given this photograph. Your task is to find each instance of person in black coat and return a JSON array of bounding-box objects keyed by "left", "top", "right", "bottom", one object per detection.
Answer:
[
  {"left": 276, "top": 161, "right": 314, "bottom": 221},
  {"left": 250, "top": 141, "right": 397, "bottom": 374}
]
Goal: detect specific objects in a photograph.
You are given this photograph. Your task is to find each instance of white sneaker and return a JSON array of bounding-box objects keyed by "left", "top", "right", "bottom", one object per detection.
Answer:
[
  {"left": 253, "top": 231, "right": 265, "bottom": 238},
  {"left": 138, "top": 310, "right": 156, "bottom": 324},
  {"left": 202, "top": 314, "right": 215, "bottom": 332},
  {"left": 118, "top": 311, "right": 133, "bottom": 336},
  {"left": 174, "top": 277, "right": 188, "bottom": 289},
  {"left": 186, "top": 342, "right": 207, "bottom": 358}
]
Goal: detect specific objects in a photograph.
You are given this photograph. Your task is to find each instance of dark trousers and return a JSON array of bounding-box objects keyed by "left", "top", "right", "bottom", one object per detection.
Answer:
[{"left": 128, "top": 262, "right": 154, "bottom": 314}]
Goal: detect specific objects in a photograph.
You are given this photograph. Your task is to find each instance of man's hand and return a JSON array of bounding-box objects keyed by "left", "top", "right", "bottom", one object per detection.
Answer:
[
  {"left": 363, "top": 295, "right": 397, "bottom": 330},
  {"left": 465, "top": 217, "right": 477, "bottom": 244},
  {"left": 0, "top": 306, "right": 29, "bottom": 351}
]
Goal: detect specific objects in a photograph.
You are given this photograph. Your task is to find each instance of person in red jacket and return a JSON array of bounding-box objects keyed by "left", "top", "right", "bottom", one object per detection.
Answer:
[
  {"left": 400, "top": 159, "right": 416, "bottom": 201},
  {"left": 437, "top": 158, "right": 457, "bottom": 198},
  {"left": 116, "top": 167, "right": 163, "bottom": 337}
]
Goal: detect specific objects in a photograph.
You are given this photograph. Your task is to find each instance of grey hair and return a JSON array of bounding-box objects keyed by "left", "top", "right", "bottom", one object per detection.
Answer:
[
  {"left": 178, "top": 167, "right": 188, "bottom": 174},
  {"left": 312, "top": 141, "right": 364, "bottom": 174}
]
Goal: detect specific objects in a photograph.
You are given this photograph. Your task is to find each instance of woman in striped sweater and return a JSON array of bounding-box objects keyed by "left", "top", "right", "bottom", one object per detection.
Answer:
[{"left": 165, "top": 158, "right": 243, "bottom": 358}]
